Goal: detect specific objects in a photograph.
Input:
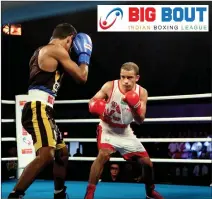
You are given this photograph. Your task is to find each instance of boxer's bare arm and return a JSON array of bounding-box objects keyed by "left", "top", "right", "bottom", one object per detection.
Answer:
[
  {"left": 89, "top": 81, "right": 113, "bottom": 105},
  {"left": 134, "top": 87, "right": 148, "bottom": 124},
  {"left": 50, "top": 45, "right": 88, "bottom": 84},
  {"left": 140, "top": 88, "right": 148, "bottom": 119}
]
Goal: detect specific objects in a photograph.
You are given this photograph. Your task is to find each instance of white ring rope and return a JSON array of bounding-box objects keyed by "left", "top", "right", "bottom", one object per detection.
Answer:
[
  {"left": 1, "top": 157, "right": 211, "bottom": 164},
  {"left": 1, "top": 93, "right": 211, "bottom": 164},
  {"left": 1, "top": 93, "right": 212, "bottom": 105},
  {"left": 1, "top": 117, "right": 212, "bottom": 123},
  {"left": 1, "top": 137, "right": 211, "bottom": 142},
  {"left": 2, "top": 137, "right": 211, "bottom": 163},
  {"left": 55, "top": 117, "right": 211, "bottom": 123},
  {"left": 1, "top": 100, "right": 15, "bottom": 104}
]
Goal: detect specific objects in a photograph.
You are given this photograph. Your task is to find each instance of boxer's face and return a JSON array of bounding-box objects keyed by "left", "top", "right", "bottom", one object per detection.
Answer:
[{"left": 120, "top": 69, "right": 140, "bottom": 91}]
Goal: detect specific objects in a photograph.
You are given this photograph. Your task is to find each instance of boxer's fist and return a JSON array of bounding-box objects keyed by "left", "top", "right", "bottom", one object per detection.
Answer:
[
  {"left": 89, "top": 99, "right": 106, "bottom": 116},
  {"left": 123, "top": 91, "right": 141, "bottom": 109},
  {"left": 73, "top": 33, "right": 92, "bottom": 65}
]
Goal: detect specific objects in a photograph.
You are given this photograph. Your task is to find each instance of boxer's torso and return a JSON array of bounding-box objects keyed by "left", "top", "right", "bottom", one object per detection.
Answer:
[
  {"left": 28, "top": 44, "right": 64, "bottom": 97},
  {"left": 102, "top": 80, "right": 140, "bottom": 127}
]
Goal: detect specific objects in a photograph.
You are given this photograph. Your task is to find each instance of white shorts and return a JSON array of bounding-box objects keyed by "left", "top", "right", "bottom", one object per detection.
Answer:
[{"left": 97, "top": 121, "right": 148, "bottom": 160}]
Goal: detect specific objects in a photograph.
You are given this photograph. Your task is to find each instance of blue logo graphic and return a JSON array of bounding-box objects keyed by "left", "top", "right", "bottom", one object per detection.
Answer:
[{"left": 99, "top": 7, "right": 123, "bottom": 30}]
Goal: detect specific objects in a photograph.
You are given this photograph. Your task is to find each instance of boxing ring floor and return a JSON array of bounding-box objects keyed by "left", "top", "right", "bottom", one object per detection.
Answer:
[{"left": 1, "top": 180, "right": 211, "bottom": 199}]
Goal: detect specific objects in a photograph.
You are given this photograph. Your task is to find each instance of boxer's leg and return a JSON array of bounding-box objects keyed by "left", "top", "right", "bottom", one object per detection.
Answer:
[
  {"left": 45, "top": 121, "right": 69, "bottom": 199},
  {"left": 8, "top": 147, "right": 55, "bottom": 198},
  {"left": 84, "top": 125, "right": 115, "bottom": 199},
  {"left": 53, "top": 141, "right": 69, "bottom": 199},
  {"left": 121, "top": 134, "right": 164, "bottom": 199},
  {"left": 8, "top": 101, "right": 57, "bottom": 199}
]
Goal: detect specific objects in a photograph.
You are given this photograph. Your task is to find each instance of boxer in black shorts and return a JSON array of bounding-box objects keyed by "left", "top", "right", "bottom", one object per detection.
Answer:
[{"left": 8, "top": 23, "right": 93, "bottom": 199}]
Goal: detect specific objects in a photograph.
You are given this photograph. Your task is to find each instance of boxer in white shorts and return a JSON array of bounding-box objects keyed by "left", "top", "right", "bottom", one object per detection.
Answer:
[
  {"left": 84, "top": 62, "right": 164, "bottom": 199},
  {"left": 97, "top": 119, "right": 148, "bottom": 159}
]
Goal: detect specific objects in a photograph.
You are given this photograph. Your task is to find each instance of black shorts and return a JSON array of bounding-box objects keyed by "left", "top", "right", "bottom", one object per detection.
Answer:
[{"left": 21, "top": 101, "right": 66, "bottom": 152}]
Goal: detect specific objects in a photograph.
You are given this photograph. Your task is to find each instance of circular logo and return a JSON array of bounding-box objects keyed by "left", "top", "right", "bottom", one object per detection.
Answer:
[
  {"left": 23, "top": 137, "right": 32, "bottom": 146},
  {"left": 99, "top": 8, "right": 123, "bottom": 30}
]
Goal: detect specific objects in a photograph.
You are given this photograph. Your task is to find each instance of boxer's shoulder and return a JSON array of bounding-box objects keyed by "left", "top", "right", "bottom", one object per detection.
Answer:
[
  {"left": 41, "top": 43, "right": 66, "bottom": 55},
  {"left": 137, "top": 85, "right": 148, "bottom": 99},
  {"left": 102, "top": 81, "right": 113, "bottom": 90},
  {"left": 39, "top": 44, "right": 70, "bottom": 64},
  {"left": 137, "top": 84, "right": 146, "bottom": 93},
  {"left": 100, "top": 81, "right": 114, "bottom": 98},
  {"left": 141, "top": 87, "right": 147, "bottom": 94}
]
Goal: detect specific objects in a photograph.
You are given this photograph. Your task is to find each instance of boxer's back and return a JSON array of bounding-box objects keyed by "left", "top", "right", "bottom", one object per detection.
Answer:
[{"left": 28, "top": 44, "right": 64, "bottom": 96}]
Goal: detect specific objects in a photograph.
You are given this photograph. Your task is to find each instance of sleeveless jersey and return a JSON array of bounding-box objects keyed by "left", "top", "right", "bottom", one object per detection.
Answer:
[
  {"left": 103, "top": 80, "right": 140, "bottom": 126},
  {"left": 28, "top": 45, "right": 64, "bottom": 97}
]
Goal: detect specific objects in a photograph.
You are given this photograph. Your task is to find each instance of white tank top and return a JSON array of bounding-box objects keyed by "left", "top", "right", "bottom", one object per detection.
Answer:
[{"left": 103, "top": 80, "right": 140, "bottom": 126}]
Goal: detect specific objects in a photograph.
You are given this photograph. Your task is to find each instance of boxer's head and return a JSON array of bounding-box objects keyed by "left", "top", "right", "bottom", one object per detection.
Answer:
[
  {"left": 51, "top": 23, "right": 77, "bottom": 51},
  {"left": 120, "top": 62, "right": 140, "bottom": 91}
]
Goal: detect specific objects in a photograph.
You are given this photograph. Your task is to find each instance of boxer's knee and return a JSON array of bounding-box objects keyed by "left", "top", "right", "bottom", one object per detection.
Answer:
[
  {"left": 97, "top": 149, "right": 111, "bottom": 164},
  {"left": 138, "top": 157, "right": 153, "bottom": 168},
  {"left": 37, "top": 146, "right": 55, "bottom": 166},
  {"left": 55, "top": 146, "right": 69, "bottom": 166}
]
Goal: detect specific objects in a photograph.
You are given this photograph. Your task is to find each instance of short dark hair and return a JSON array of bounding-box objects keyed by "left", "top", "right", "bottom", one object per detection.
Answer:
[
  {"left": 51, "top": 23, "right": 77, "bottom": 39},
  {"left": 121, "top": 62, "right": 139, "bottom": 75}
]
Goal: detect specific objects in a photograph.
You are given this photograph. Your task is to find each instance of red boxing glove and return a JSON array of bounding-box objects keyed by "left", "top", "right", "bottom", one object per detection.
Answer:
[
  {"left": 89, "top": 99, "right": 106, "bottom": 116},
  {"left": 123, "top": 91, "right": 142, "bottom": 115}
]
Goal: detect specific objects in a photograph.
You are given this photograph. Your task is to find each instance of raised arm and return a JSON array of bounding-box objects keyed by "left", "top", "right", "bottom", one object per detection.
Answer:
[
  {"left": 123, "top": 87, "right": 148, "bottom": 124},
  {"left": 89, "top": 81, "right": 113, "bottom": 116},
  {"left": 51, "top": 45, "right": 88, "bottom": 83},
  {"left": 52, "top": 33, "right": 92, "bottom": 84},
  {"left": 137, "top": 88, "right": 148, "bottom": 123}
]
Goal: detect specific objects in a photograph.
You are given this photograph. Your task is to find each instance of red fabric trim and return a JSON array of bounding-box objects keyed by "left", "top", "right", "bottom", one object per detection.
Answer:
[
  {"left": 122, "top": 151, "right": 149, "bottom": 160},
  {"left": 99, "top": 143, "right": 115, "bottom": 151},
  {"left": 96, "top": 125, "right": 115, "bottom": 151}
]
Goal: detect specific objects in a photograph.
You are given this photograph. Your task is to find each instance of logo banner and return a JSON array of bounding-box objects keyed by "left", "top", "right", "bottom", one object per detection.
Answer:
[{"left": 97, "top": 5, "right": 209, "bottom": 32}]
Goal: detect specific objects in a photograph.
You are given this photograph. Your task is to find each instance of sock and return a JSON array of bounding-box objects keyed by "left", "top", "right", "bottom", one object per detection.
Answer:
[{"left": 86, "top": 184, "right": 96, "bottom": 194}]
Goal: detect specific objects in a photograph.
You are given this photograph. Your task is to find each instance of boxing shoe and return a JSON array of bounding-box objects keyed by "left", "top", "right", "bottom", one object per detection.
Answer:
[
  {"left": 146, "top": 184, "right": 164, "bottom": 199},
  {"left": 7, "top": 191, "right": 25, "bottom": 199},
  {"left": 84, "top": 192, "right": 94, "bottom": 199},
  {"left": 54, "top": 186, "right": 69, "bottom": 199},
  {"left": 146, "top": 189, "right": 164, "bottom": 199}
]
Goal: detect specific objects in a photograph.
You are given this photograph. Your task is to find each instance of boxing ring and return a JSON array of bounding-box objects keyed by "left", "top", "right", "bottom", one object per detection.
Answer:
[{"left": 1, "top": 93, "right": 212, "bottom": 199}]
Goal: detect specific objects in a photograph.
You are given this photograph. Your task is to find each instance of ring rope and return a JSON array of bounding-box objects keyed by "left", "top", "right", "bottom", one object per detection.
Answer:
[
  {"left": 1, "top": 117, "right": 212, "bottom": 123},
  {"left": 1, "top": 137, "right": 211, "bottom": 142},
  {"left": 1, "top": 94, "right": 211, "bottom": 166},
  {"left": 1, "top": 93, "right": 212, "bottom": 105},
  {"left": 2, "top": 137, "right": 210, "bottom": 163},
  {"left": 1, "top": 157, "right": 211, "bottom": 164},
  {"left": 2, "top": 137, "right": 211, "bottom": 163}
]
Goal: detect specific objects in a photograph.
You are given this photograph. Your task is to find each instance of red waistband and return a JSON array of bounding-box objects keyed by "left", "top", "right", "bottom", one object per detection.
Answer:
[{"left": 100, "top": 116, "right": 128, "bottom": 128}]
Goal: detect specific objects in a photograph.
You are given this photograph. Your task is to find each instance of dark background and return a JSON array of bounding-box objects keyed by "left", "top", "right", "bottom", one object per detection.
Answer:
[
  {"left": 2, "top": 2, "right": 212, "bottom": 100},
  {"left": 1, "top": 1, "right": 212, "bottom": 186}
]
